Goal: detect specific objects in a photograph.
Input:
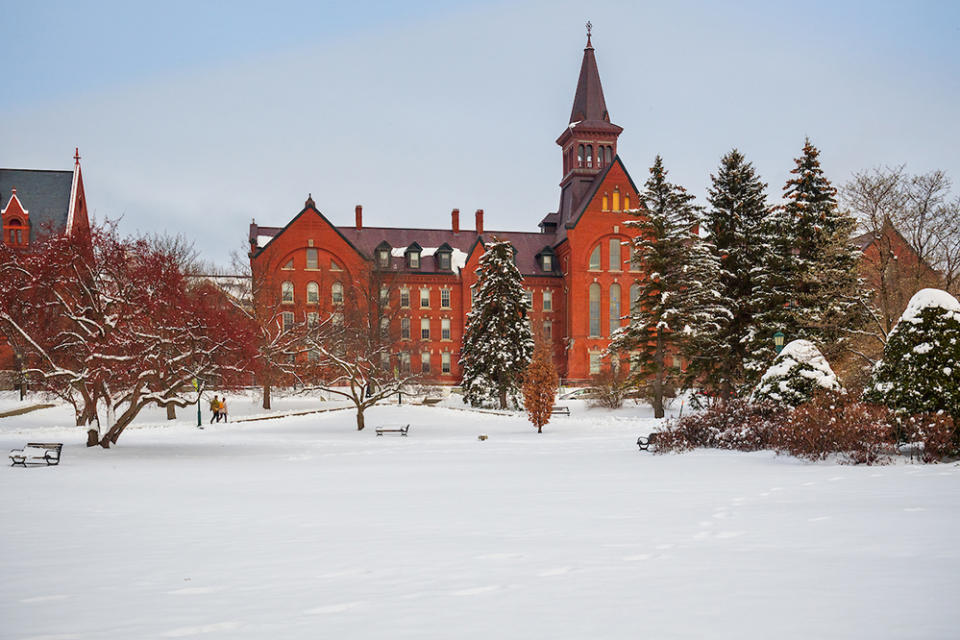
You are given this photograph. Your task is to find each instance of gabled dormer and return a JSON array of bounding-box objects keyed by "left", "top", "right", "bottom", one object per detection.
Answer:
[
  {"left": 2, "top": 188, "right": 30, "bottom": 247},
  {"left": 375, "top": 241, "right": 392, "bottom": 269},
  {"left": 536, "top": 246, "right": 556, "bottom": 273},
  {"left": 405, "top": 242, "right": 422, "bottom": 269},
  {"left": 435, "top": 243, "right": 453, "bottom": 271}
]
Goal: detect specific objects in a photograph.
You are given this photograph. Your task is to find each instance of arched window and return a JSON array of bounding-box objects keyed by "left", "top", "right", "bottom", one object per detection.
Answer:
[
  {"left": 606, "top": 146, "right": 613, "bottom": 165},
  {"left": 624, "top": 195, "right": 631, "bottom": 211},
  {"left": 609, "top": 238, "right": 621, "bottom": 271},
  {"left": 609, "top": 283, "right": 621, "bottom": 335},
  {"left": 306, "top": 281, "right": 319, "bottom": 304},
  {"left": 577, "top": 144, "right": 584, "bottom": 167},
  {"left": 612, "top": 190, "right": 620, "bottom": 212},
  {"left": 586, "top": 145, "right": 593, "bottom": 168},
  {"left": 630, "top": 283, "right": 641, "bottom": 312},
  {"left": 331, "top": 281, "right": 343, "bottom": 305},
  {"left": 281, "top": 281, "right": 294, "bottom": 304},
  {"left": 589, "top": 283, "right": 601, "bottom": 337},
  {"left": 589, "top": 245, "right": 601, "bottom": 270},
  {"left": 602, "top": 194, "right": 609, "bottom": 211}
]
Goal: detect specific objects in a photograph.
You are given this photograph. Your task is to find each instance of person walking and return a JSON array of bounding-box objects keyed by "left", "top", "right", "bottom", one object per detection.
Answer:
[
  {"left": 209, "top": 394, "right": 220, "bottom": 423},
  {"left": 219, "top": 397, "right": 228, "bottom": 423}
]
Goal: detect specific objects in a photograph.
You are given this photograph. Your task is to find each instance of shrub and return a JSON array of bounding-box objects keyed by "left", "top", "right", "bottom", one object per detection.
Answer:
[
  {"left": 901, "top": 413, "right": 957, "bottom": 463},
  {"left": 588, "top": 364, "right": 633, "bottom": 409},
  {"left": 752, "top": 339, "right": 841, "bottom": 408},
  {"left": 654, "top": 399, "right": 788, "bottom": 453},
  {"left": 772, "top": 392, "right": 894, "bottom": 465}
]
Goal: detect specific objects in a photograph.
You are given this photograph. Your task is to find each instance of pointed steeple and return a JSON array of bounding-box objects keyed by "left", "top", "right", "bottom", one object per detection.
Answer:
[
  {"left": 555, "top": 26, "right": 623, "bottom": 228},
  {"left": 569, "top": 23, "right": 610, "bottom": 125}
]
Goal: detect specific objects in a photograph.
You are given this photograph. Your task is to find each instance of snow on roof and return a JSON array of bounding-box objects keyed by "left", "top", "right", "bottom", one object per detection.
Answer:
[{"left": 896, "top": 288, "right": 960, "bottom": 327}]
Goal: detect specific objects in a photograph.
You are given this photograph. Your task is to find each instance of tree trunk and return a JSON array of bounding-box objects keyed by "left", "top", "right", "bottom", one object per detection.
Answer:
[
  {"left": 499, "top": 386, "right": 508, "bottom": 410},
  {"left": 166, "top": 403, "right": 177, "bottom": 420},
  {"left": 653, "top": 333, "right": 665, "bottom": 419},
  {"left": 262, "top": 383, "right": 271, "bottom": 410},
  {"left": 86, "top": 429, "right": 99, "bottom": 447},
  {"left": 356, "top": 408, "right": 365, "bottom": 431}
]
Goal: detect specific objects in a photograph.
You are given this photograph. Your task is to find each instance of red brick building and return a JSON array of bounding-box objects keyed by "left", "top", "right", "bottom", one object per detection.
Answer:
[
  {"left": 0, "top": 150, "right": 91, "bottom": 375},
  {"left": 249, "top": 34, "right": 645, "bottom": 384}
]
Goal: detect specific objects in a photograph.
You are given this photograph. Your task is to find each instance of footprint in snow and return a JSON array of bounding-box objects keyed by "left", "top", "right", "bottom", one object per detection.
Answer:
[
  {"left": 160, "top": 621, "right": 242, "bottom": 637},
  {"left": 451, "top": 585, "right": 499, "bottom": 596},
  {"left": 304, "top": 602, "right": 363, "bottom": 615}
]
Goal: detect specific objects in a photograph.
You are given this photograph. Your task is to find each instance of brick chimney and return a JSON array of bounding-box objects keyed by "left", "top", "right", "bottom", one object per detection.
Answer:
[
  {"left": 451, "top": 208, "right": 460, "bottom": 233},
  {"left": 475, "top": 209, "right": 484, "bottom": 235},
  {"left": 355, "top": 204, "right": 363, "bottom": 230}
]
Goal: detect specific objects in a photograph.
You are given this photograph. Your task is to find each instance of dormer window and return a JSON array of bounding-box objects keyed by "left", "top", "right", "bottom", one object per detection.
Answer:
[
  {"left": 375, "top": 241, "right": 392, "bottom": 269},
  {"left": 537, "top": 247, "right": 555, "bottom": 273},
  {"left": 405, "top": 243, "right": 422, "bottom": 269},
  {"left": 435, "top": 243, "right": 453, "bottom": 271},
  {"left": 542, "top": 254, "right": 552, "bottom": 271}
]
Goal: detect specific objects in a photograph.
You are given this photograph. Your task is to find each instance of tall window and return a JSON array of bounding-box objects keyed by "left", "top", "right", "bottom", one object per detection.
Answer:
[
  {"left": 306, "top": 248, "right": 318, "bottom": 269},
  {"left": 401, "top": 318, "right": 410, "bottom": 340},
  {"left": 331, "top": 282, "right": 343, "bottom": 304},
  {"left": 543, "top": 290, "right": 553, "bottom": 312},
  {"left": 624, "top": 195, "right": 631, "bottom": 210},
  {"left": 380, "top": 285, "right": 389, "bottom": 305},
  {"left": 609, "top": 283, "right": 621, "bottom": 335},
  {"left": 609, "top": 238, "right": 621, "bottom": 271},
  {"left": 307, "top": 312, "right": 319, "bottom": 327},
  {"left": 400, "top": 288, "right": 410, "bottom": 308},
  {"left": 380, "top": 317, "right": 389, "bottom": 337},
  {"left": 306, "top": 281, "right": 319, "bottom": 304},
  {"left": 281, "top": 281, "right": 294, "bottom": 304},
  {"left": 589, "top": 246, "right": 601, "bottom": 270},
  {"left": 409, "top": 252, "right": 420, "bottom": 268},
  {"left": 605, "top": 146, "right": 612, "bottom": 165},
  {"left": 421, "top": 351, "right": 431, "bottom": 374},
  {"left": 440, "top": 289, "right": 451, "bottom": 309},
  {"left": 586, "top": 145, "right": 593, "bottom": 168},
  {"left": 441, "top": 318, "right": 451, "bottom": 340},
  {"left": 524, "top": 290, "right": 533, "bottom": 310},
  {"left": 6, "top": 219, "right": 25, "bottom": 245},
  {"left": 612, "top": 190, "right": 620, "bottom": 212},
  {"left": 542, "top": 254, "right": 552, "bottom": 271},
  {"left": 577, "top": 144, "right": 584, "bottom": 167},
  {"left": 399, "top": 352, "right": 411, "bottom": 373},
  {"left": 420, "top": 318, "right": 430, "bottom": 340},
  {"left": 630, "top": 283, "right": 641, "bottom": 312},
  {"left": 438, "top": 252, "right": 451, "bottom": 270},
  {"left": 589, "top": 283, "right": 601, "bottom": 337},
  {"left": 281, "top": 311, "right": 294, "bottom": 331},
  {"left": 377, "top": 249, "right": 390, "bottom": 268},
  {"left": 589, "top": 352, "right": 601, "bottom": 374},
  {"left": 441, "top": 351, "right": 451, "bottom": 374},
  {"left": 543, "top": 320, "right": 553, "bottom": 340},
  {"left": 420, "top": 288, "right": 430, "bottom": 308}
]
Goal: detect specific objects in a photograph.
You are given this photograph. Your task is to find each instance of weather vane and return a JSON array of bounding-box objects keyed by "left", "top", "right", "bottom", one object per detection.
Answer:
[{"left": 586, "top": 21, "right": 593, "bottom": 46}]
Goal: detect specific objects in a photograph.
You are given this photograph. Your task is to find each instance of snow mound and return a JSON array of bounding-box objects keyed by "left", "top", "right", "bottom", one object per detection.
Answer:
[
  {"left": 752, "top": 339, "right": 840, "bottom": 407},
  {"left": 897, "top": 288, "right": 960, "bottom": 326}
]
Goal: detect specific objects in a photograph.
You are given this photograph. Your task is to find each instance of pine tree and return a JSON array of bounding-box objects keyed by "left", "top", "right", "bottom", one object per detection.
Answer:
[
  {"left": 694, "top": 149, "right": 770, "bottom": 396},
  {"left": 460, "top": 240, "right": 534, "bottom": 409},
  {"left": 522, "top": 338, "right": 559, "bottom": 433},
  {"left": 611, "top": 155, "right": 725, "bottom": 417},
  {"left": 756, "top": 139, "right": 866, "bottom": 364},
  {"left": 864, "top": 289, "right": 960, "bottom": 421}
]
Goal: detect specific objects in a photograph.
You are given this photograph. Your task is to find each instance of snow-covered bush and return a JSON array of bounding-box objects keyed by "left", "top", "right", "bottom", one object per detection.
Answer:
[
  {"left": 653, "top": 399, "right": 788, "bottom": 453},
  {"left": 901, "top": 413, "right": 956, "bottom": 463},
  {"left": 752, "top": 339, "right": 841, "bottom": 408},
  {"left": 772, "top": 392, "right": 894, "bottom": 465},
  {"left": 865, "top": 289, "right": 960, "bottom": 422}
]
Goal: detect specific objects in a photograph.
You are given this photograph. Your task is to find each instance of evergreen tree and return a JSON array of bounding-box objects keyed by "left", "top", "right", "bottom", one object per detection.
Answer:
[
  {"left": 694, "top": 149, "right": 771, "bottom": 396},
  {"left": 864, "top": 288, "right": 960, "bottom": 421},
  {"left": 460, "top": 240, "right": 534, "bottom": 409},
  {"left": 752, "top": 339, "right": 841, "bottom": 408},
  {"left": 611, "top": 155, "right": 725, "bottom": 417},
  {"left": 522, "top": 338, "right": 559, "bottom": 433},
  {"left": 755, "top": 139, "right": 866, "bottom": 365}
]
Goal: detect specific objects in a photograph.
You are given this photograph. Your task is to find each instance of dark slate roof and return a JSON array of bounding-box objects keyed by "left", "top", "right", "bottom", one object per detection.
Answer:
[
  {"left": 569, "top": 39, "right": 612, "bottom": 126},
  {"left": 851, "top": 231, "right": 875, "bottom": 251},
  {"left": 0, "top": 169, "right": 74, "bottom": 242}
]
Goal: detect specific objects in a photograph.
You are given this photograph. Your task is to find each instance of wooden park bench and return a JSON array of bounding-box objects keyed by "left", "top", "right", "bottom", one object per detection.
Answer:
[
  {"left": 419, "top": 398, "right": 442, "bottom": 406},
  {"left": 636, "top": 433, "right": 659, "bottom": 451},
  {"left": 376, "top": 424, "right": 410, "bottom": 437},
  {"left": 9, "top": 442, "right": 63, "bottom": 467},
  {"left": 551, "top": 405, "right": 570, "bottom": 416}
]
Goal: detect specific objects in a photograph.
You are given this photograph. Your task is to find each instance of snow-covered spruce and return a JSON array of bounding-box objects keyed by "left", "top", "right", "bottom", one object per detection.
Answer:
[
  {"left": 752, "top": 339, "right": 841, "bottom": 408},
  {"left": 864, "top": 288, "right": 960, "bottom": 419},
  {"left": 460, "top": 240, "right": 534, "bottom": 409}
]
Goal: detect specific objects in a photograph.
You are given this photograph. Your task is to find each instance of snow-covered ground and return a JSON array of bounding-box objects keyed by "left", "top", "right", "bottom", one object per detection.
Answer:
[{"left": 1, "top": 391, "right": 958, "bottom": 639}]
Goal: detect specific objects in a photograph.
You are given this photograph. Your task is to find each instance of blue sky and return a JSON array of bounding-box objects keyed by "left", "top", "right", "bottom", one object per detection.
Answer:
[{"left": 3, "top": 0, "right": 959, "bottom": 268}]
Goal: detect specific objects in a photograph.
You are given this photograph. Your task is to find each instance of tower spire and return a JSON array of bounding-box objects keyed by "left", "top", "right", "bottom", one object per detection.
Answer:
[{"left": 586, "top": 20, "right": 592, "bottom": 49}]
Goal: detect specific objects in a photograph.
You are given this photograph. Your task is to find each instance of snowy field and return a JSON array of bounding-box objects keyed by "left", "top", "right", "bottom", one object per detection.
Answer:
[{"left": 1, "top": 391, "right": 958, "bottom": 639}]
